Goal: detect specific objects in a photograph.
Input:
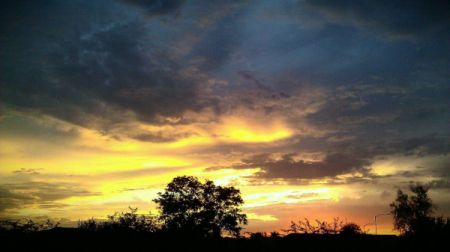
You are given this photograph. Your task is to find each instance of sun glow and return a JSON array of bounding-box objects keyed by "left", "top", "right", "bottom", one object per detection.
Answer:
[
  {"left": 215, "top": 116, "right": 293, "bottom": 143},
  {"left": 243, "top": 187, "right": 337, "bottom": 208}
]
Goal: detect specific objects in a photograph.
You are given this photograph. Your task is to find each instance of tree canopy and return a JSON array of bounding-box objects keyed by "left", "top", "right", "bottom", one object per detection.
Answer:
[
  {"left": 390, "top": 185, "right": 434, "bottom": 235},
  {"left": 153, "top": 176, "right": 247, "bottom": 237}
]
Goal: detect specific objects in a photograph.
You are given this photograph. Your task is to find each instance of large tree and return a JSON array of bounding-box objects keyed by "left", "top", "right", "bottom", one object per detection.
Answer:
[
  {"left": 390, "top": 185, "right": 434, "bottom": 235},
  {"left": 153, "top": 176, "right": 247, "bottom": 237}
]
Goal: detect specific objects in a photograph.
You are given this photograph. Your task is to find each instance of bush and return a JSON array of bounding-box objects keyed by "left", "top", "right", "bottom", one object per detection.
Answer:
[
  {"left": 283, "top": 218, "right": 344, "bottom": 234},
  {"left": 340, "top": 223, "right": 362, "bottom": 235},
  {"left": 0, "top": 218, "right": 59, "bottom": 232},
  {"left": 78, "top": 207, "right": 159, "bottom": 232}
]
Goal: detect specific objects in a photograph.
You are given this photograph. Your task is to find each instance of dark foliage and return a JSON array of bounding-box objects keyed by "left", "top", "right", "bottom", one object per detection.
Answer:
[
  {"left": 1, "top": 178, "right": 449, "bottom": 251},
  {"left": 340, "top": 223, "right": 363, "bottom": 235},
  {"left": 153, "top": 176, "right": 247, "bottom": 237},
  {"left": 283, "top": 217, "right": 344, "bottom": 234},
  {"left": 390, "top": 185, "right": 449, "bottom": 236},
  {"left": 77, "top": 207, "right": 159, "bottom": 232},
  {"left": 0, "top": 230, "right": 443, "bottom": 252},
  {"left": 0, "top": 218, "right": 59, "bottom": 232}
]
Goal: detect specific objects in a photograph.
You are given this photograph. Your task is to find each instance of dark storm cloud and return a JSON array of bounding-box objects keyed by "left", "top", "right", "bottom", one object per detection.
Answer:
[
  {"left": 0, "top": 112, "right": 80, "bottom": 142},
  {"left": 186, "top": 7, "right": 247, "bottom": 72},
  {"left": 0, "top": 0, "right": 216, "bottom": 133},
  {"left": 1, "top": 0, "right": 449, "bottom": 185},
  {"left": 392, "top": 134, "right": 450, "bottom": 157},
  {"left": 214, "top": 153, "right": 371, "bottom": 180},
  {"left": 122, "top": 0, "right": 185, "bottom": 16},
  {"left": 203, "top": 128, "right": 449, "bottom": 183},
  {"left": 130, "top": 131, "right": 194, "bottom": 143},
  {"left": 0, "top": 182, "right": 99, "bottom": 212},
  {"left": 304, "top": 0, "right": 450, "bottom": 39},
  {"left": 300, "top": 83, "right": 450, "bottom": 164}
]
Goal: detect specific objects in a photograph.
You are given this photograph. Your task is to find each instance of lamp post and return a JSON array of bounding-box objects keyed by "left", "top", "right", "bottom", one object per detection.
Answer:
[{"left": 374, "top": 213, "right": 391, "bottom": 235}]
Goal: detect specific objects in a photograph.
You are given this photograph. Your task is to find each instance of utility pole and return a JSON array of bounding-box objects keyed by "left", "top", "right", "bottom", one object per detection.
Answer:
[{"left": 374, "top": 213, "right": 391, "bottom": 235}]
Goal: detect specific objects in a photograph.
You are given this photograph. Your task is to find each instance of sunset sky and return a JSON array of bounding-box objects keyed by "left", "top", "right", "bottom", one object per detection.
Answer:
[{"left": 1, "top": 0, "right": 449, "bottom": 234}]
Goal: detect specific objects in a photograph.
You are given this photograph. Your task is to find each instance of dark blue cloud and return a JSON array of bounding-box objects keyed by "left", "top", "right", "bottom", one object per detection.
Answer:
[
  {"left": 122, "top": 0, "right": 185, "bottom": 16},
  {"left": 304, "top": 0, "right": 450, "bottom": 40},
  {"left": 1, "top": 0, "right": 449, "bottom": 168},
  {"left": 0, "top": 0, "right": 216, "bottom": 130}
]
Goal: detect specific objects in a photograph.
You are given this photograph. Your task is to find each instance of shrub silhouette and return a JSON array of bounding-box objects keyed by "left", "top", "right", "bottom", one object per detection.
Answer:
[
  {"left": 0, "top": 218, "right": 59, "bottom": 232},
  {"left": 78, "top": 207, "right": 159, "bottom": 232},
  {"left": 153, "top": 176, "right": 247, "bottom": 237},
  {"left": 269, "top": 231, "right": 281, "bottom": 238},
  {"left": 340, "top": 223, "right": 362, "bottom": 235},
  {"left": 78, "top": 218, "right": 100, "bottom": 231},
  {"left": 283, "top": 218, "right": 344, "bottom": 234},
  {"left": 249, "top": 232, "right": 267, "bottom": 239}
]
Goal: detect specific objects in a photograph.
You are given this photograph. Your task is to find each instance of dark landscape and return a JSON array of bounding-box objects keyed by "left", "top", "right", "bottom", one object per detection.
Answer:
[{"left": 2, "top": 177, "right": 449, "bottom": 251}]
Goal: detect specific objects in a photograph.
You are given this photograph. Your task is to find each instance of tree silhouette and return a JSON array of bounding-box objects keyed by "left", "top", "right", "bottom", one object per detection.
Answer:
[
  {"left": 390, "top": 185, "right": 434, "bottom": 235},
  {"left": 105, "top": 207, "right": 159, "bottom": 232},
  {"left": 0, "top": 218, "right": 59, "bottom": 232},
  {"left": 78, "top": 207, "right": 159, "bottom": 232},
  {"left": 340, "top": 223, "right": 362, "bottom": 235},
  {"left": 283, "top": 218, "right": 344, "bottom": 234},
  {"left": 153, "top": 176, "right": 247, "bottom": 237}
]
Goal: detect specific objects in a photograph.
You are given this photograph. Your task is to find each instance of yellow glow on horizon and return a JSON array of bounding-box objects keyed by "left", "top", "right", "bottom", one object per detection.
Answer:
[
  {"left": 247, "top": 213, "right": 278, "bottom": 221},
  {"left": 243, "top": 187, "right": 337, "bottom": 208}
]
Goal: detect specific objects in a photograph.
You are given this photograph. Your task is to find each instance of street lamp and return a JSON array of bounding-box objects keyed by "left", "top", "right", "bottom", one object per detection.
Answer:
[{"left": 374, "top": 213, "right": 391, "bottom": 235}]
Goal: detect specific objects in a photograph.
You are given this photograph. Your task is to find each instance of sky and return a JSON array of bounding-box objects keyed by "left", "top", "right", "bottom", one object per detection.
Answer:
[{"left": 0, "top": 0, "right": 449, "bottom": 234}]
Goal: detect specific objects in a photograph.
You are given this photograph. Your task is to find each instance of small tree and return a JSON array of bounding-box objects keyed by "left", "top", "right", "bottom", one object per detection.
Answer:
[
  {"left": 153, "top": 176, "right": 247, "bottom": 237},
  {"left": 105, "top": 207, "right": 159, "bottom": 232},
  {"left": 340, "top": 223, "right": 362, "bottom": 235},
  {"left": 283, "top": 218, "right": 344, "bottom": 234},
  {"left": 390, "top": 185, "right": 434, "bottom": 235}
]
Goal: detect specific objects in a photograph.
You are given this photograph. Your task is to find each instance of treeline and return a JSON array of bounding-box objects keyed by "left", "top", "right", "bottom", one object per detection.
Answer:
[
  {"left": 0, "top": 210, "right": 367, "bottom": 236},
  {"left": 1, "top": 177, "right": 450, "bottom": 252},
  {"left": 1, "top": 177, "right": 449, "bottom": 239}
]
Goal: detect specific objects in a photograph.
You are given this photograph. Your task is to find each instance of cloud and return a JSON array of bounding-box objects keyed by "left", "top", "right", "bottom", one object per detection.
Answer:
[
  {"left": 130, "top": 131, "right": 194, "bottom": 143},
  {"left": 99, "top": 166, "right": 189, "bottom": 179},
  {"left": 13, "top": 168, "right": 43, "bottom": 176},
  {"left": 393, "top": 134, "right": 450, "bottom": 157},
  {"left": 121, "top": 0, "right": 186, "bottom": 16},
  {"left": 0, "top": 0, "right": 217, "bottom": 133},
  {"left": 0, "top": 187, "right": 34, "bottom": 211},
  {"left": 301, "top": 83, "right": 450, "bottom": 161},
  {"left": 426, "top": 179, "right": 450, "bottom": 190},
  {"left": 0, "top": 111, "right": 80, "bottom": 142},
  {"left": 224, "top": 153, "right": 371, "bottom": 180},
  {"left": 304, "top": 0, "right": 450, "bottom": 40},
  {"left": 0, "top": 182, "right": 99, "bottom": 212}
]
